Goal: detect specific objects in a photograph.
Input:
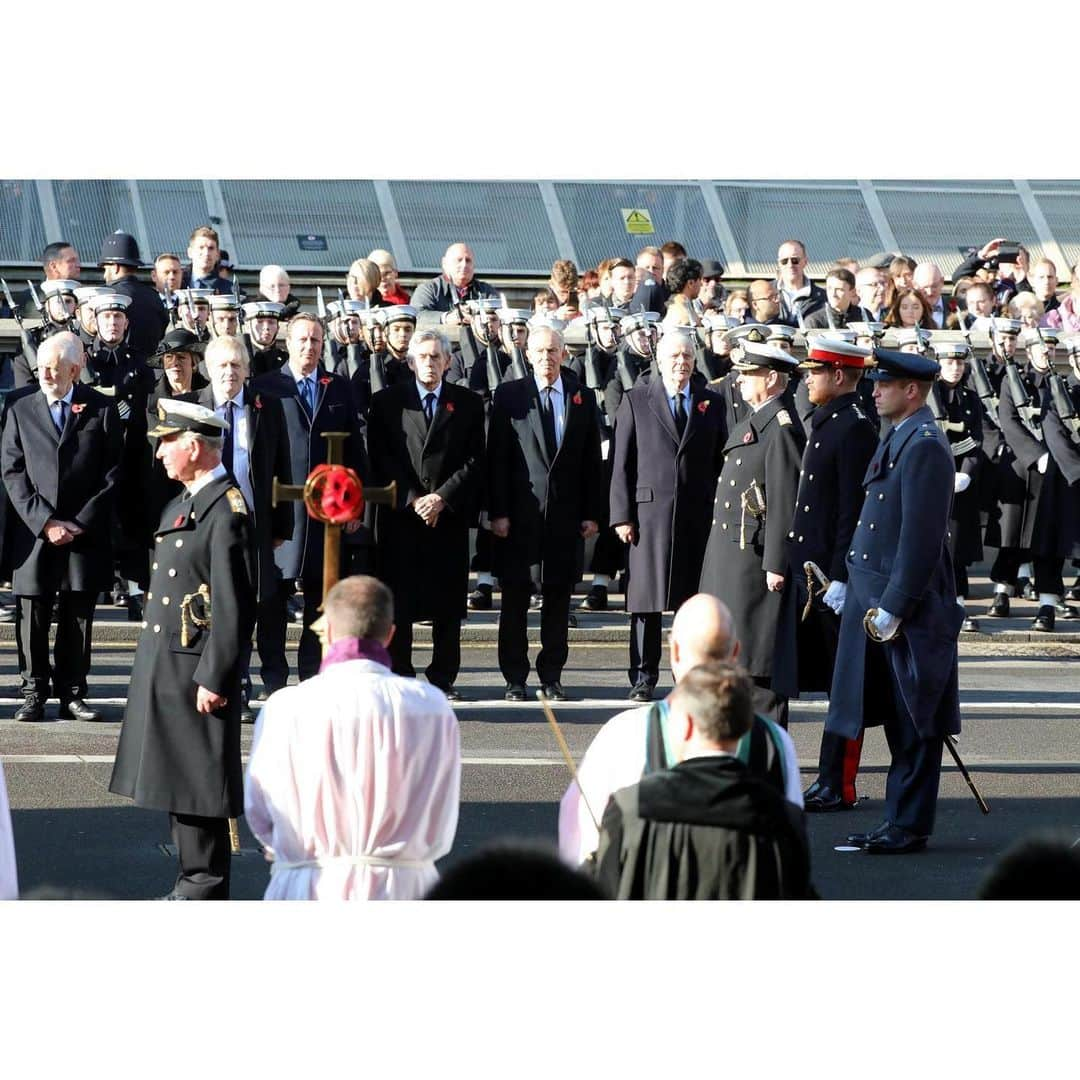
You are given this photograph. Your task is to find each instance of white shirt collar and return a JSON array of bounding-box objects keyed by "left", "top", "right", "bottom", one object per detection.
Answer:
[
  {"left": 213, "top": 386, "right": 244, "bottom": 409},
  {"left": 535, "top": 375, "right": 564, "bottom": 397},
  {"left": 45, "top": 385, "right": 75, "bottom": 407},
  {"left": 416, "top": 379, "right": 442, "bottom": 402},
  {"left": 185, "top": 462, "right": 228, "bottom": 497},
  {"left": 293, "top": 367, "right": 318, "bottom": 387},
  {"left": 662, "top": 382, "right": 691, "bottom": 400}
]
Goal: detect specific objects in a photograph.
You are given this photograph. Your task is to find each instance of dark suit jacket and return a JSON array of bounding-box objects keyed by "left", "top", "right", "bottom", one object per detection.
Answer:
[
  {"left": 1, "top": 383, "right": 123, "bottom": 595},
  {"left": 190, "top": 384, "right": 292, "bottom": 600},
  {"left": 410, "top": 275, "right": 499, "bottom": 313},
  {"left": 367, "top": 378, "right": 485, "bottom": 620},
  {"left": 251, "top": 365, "right": 368, "bottom": 583},
  {"left": 487, "top": 371, "right": 604, "bottom": 585}
]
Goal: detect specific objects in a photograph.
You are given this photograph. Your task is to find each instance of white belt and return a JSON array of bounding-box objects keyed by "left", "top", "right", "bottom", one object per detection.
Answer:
[{"left": 270, "top": 853, "right": 434, "bottom": 875}]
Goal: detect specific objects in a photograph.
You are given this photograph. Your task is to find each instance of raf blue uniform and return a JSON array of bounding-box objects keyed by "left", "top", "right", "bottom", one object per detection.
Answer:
[{"left": 826, "top": 350, "right": 963, "bottom": 850}]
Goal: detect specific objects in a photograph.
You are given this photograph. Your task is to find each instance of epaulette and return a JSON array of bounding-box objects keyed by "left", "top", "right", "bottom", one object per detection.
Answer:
[
  {"left": 920, "top": 425, "right": 937, "bottom": 438},
  {"left": 226, "top": 487, "right": 247, "bottom": 514},
  {"left": 777, "top": 408, "right": 792, "bottom": 427},
  {"left": 852, "top": 403, "right": 866, "bottom": 420}
]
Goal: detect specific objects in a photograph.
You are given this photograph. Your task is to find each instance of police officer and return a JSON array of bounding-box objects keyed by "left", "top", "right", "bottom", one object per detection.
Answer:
[
  {"left": 698, "top": 340, "right": 805, "bottom": 725},
  {"left": 830, "top": 348, "right": 963, "bottom": 854},
  {"left": 241, "top": 300, "right": 288, "bottom": 377},
  {"left": 771, "top": 339, "right": 880, "bottom": 810},
  {"left": 930, "top": 340, "right": 985, "bottom": 633},
  {"left": 110, "top": 399, "right": 257, "bottom": 899},
  {"left": 98, "top": 230, "right": 169, "bottom": 357},
  {"left": 12, "top": 279, "right": 80, "bottom": 388}
]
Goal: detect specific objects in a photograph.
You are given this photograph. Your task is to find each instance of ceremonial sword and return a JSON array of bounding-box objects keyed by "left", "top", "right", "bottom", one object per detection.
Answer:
[{"left": 538, "top": 691, "right": 600, "bottom": 838}]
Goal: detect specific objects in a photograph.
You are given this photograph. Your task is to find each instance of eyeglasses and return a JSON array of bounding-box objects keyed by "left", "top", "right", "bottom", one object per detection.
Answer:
[{"left": 778, "top": 257, "right": 802, "bottom": 266}]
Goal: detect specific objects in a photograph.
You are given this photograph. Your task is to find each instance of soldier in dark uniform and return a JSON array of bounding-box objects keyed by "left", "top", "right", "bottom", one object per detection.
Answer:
[
  {"left": 109, "top": 400, "right": 257, "bottom": 899},
  {"left": 241, "top": 300, "right": 288, "bottom": 377},
  {"left": 366, "top": 329, "right": 486, "bottom": 700},
  {"left": 368, "top": 304, "right": 419, "bottom": 395},
  {"left": 578, "top": 305, "right": 626, "bottom": 612},
  {"left": 98, "top": 230, "right": 168, "bottom": 357},
  {"left": 987, "top": 322, "right": 1078, "bottom": 629},
  {"left": 930, "top": 340, "right": 986, "bottom": 633},
  {"left": 208, "top": 294, "right": 241, "bottom": 340},
  {"left": 487, "top": 325, "right": 604, "bottom": 700},
  {"left": 699, "top": 341, "right": 805, "bottom": 725},
  {"left": 698, "top": 313, "right": 736, "bottom": 381},
  {"left": 830, "top": 348, "right": 963, "bottom": 854},
  {"left": 602, "top": 311, "right": 662, "bottom": 424},
  {"left": 251, "top": 313, "right": 368, "bottom": 692},
  {"left": 82, "top": 292, "right": 157, "bottom": 618},
  {"left": 1, "top": 332, "right": 124, "bottom": 722},
  {"left": 73, "top": 285, "right": 108, "bottom": 348},
  {"left": 1041, "top": 334, "right": 1080, "bottom": 601},
  {"left": 609, "top": 330, "right": 727, "bottom": 701},
  {"left": 174, "top": 288, "right": 212, "bottom": 344},
  {"left": 326, "top": 298, "right": 368, "bottom": 378},
  {"left": 771, "top": 339, "right": 880, "bottom": 810},
  {"left": 12, "top": 279, "right": 80, "bottom": 388}
]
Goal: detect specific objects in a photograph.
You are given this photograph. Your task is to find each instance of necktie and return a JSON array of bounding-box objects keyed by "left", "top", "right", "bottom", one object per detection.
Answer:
[
  {"left": 223, "top": 400, "right": 235, "bottom": 474},
  {"left": 301, "top": 377, "right": 315, "bottom": 415},
  {"left": 54, "top": 400, "right": 67, "bottom": 435},
  {"left": 541, "top": 386, "right": 558, "bottom": 458},
  {"left": 424, "top": 392, "right": 436, "bottom": 426},
  {"left": 673, "top": 392, "right": 687, "bottom": 437}
]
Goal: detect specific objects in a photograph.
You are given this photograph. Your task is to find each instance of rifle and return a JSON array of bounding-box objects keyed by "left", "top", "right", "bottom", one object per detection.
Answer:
[
  {"left": 1048, "top": 369, "right": 1080, "bottom": 443},
  {"left": 316, "top": 286, "right": 334, "bottom": 370},
  {"left": 163, "top": 282, "right": 178, "bottom": 327},
  {"left": 995, "top": 323, "right": 1042, "bottom": 442},
  {"left": 963, "top": 321, "right": 1000, "bottom": 428},
  {"left": 2, "top": 278, "right": 38, "bottom": 375},
  {"left": 233, "top": 273, "right": 243, "bottom": 332},
  {"left": 507, "top": 343, "right": 529, "bottom": 382}
]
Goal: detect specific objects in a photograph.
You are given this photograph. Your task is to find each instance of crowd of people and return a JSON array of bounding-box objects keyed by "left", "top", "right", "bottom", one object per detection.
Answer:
[{"left": 1, "top": 221, "right": 1079, "bottom": 900}]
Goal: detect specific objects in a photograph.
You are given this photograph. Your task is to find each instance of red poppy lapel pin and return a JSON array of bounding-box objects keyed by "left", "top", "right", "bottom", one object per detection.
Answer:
[
  {"left": 253, "top": 394, "right": 263, "bottom": 410},
  {"left": 173, "top": 513, "right": 186, "bottom": 527},
  {"left": 70, "top": 403, "right": 85, "bottom": 414},
  {"left": 697, "top": 400, "right": 709, "bottom": 414},
  {"left": 445, "top": 401, "right": 455, "bottom": 414},
  {"left": 742, "top": 431, "right": 753, "bottom": 444},
  {"left": 572, "top": 391, "right": 583, "bottom": 406},
  {"left": 319, "top": 376, "right": 332, "bottom": 386}
]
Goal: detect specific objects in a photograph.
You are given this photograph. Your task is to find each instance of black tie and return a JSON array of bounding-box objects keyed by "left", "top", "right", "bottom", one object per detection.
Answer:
[
  {"left": 673, "top": 392, "right": 687, "bottom": 437},
  {"left": 223, "top": 400, "right": 235, "bottom": 474},
  {"left": 541, "top": 386, "right": 558, "bottom": 459},
  {"left": 424, "top": 392, "right": 436, "bottom": 426}
]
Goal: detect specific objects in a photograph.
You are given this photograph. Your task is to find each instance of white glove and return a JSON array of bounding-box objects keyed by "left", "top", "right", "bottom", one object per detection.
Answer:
[
  {"left": 823, "top": 580, "right": 846, "bottom": 614},
  {"left": 872, "top": 608, "right": 902, "bottom": 641},
  {"left": 1037, "top": 453, "right": 1049, "bottom": 475},
  {"left": 953, "top": 472, "right": 971, "bottom": 494}
]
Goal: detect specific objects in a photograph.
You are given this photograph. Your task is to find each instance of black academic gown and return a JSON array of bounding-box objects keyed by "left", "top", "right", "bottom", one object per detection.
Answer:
[{"left": 593, "top": 755, "right": 815, "bottom": 900}]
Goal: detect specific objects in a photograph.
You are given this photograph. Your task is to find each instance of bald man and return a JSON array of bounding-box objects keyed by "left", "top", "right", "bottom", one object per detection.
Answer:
[
  {"left": 914, "top": 263, "right": 948, "bottom": 328},
  {"left": 557, "top": 593, "right": 802, "bottom": 866},
  {"left": 258, "top": 264, "right": 299, "bottom": 320},
  {"left": 410, "top": 242, "right": 499, "bottom": 321}
]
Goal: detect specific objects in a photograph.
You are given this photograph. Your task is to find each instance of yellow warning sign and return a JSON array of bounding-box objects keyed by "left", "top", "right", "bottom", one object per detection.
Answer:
[{"left": 621, "top": 208, "right": 654, "bottom": 235}]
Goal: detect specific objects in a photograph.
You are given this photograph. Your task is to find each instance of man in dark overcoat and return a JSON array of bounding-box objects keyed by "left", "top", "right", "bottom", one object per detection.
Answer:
[
  {"left": 770, "top": 339, "right": 880, "bottom": 809},
  {"left": 1, "top": 332, "right": 123, "bottom": 722},
  {"left": 252, "top": 313, "right": 368, "bottom": 690},
  {"left": 487, "top": 325, "right": 604, "bottom": 700},
  {"left": 827, "top": 348, "right": 963, "bottom": 854},
  {"left": 699, "top": 341, "right": 805, "bottom": 725},
  {"left": 366, "top": 328, "right": 485, "bottom": 699},
  {"left": 110, "top": 400, "right": 257, "bottom": 898},
  {"left": 609, "top": 329, "right": 726, "bottom": 701}
]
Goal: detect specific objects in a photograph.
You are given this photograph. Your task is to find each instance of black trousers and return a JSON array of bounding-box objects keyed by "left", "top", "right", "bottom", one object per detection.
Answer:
[
  {"left": 816, "top": 730, "right": 865, "bottom": 803},
  {"left": 990, "top": 550, "right": 1064, "bottom": 595},
  {"left": 15, "top": 591, "right": 95, "bottom": 700},
  {"left": 499, "top": 581, "right": 571, "bottom": 686},
  {"left": 389, "top": 615, "right": 461, "bottom": 690},
  {"left": 628, "top": 612, "right": 662, "bottom": 688},
  {"left": 169, "top": 813, "right": 231, "bottom": 900},
  {"left": 751, "top": 679, "right": 789, "bottom": 730},
  {"left": 257, "top": 577, "right": 323, "bottom": 691},
  {"left": 470, "top": 527, "right": 493, "bottom": 573}
]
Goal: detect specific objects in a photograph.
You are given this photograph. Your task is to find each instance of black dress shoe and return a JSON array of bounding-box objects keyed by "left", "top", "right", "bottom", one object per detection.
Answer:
[
  {"left": 1020, "top": 579, "right": 1037, "bottom": 601},
  {"left": 241, "top": 703, "right": 257, "bottom": 724},
  {"left": 1056, "top": 602, "right": 1079, "bottom": 620},
  {"left": 1066, "top": 582, "right": 1080, "bottom": 602},
  {"left": 986, "top": 593, "right": 1010, "bottom": 618},
  {"left": 1032, "top": 605, "right": 1055, "bottom": 632},
  {"left": 0, "top": 604, "right": 16, "bottom": 624},
  {"left": 441, "top": 686, "right": 463, "bottom": 702},
  {"left": 567, "top": 613, "right": 577, "bottom": 629},
  {"left": 126, "top": 595, "right": 144, "bottom": 622},
  {"left": 467, "top": 584, "right": 492, "bottom": 611},
  {"left": 804, "top": 784, "right": 856, "bottom": 812},
  {"left": 60, "top": 698, "right": 100, "bottom": 722},
  {"left": 579, "top": 586, "right": 608, "bottom": 612},
  {"left": 863, "top": 824, "right": 929, "bottom": 854},
  {"left": 529, "top": 592, "right": 543, "bottom": 610},
  {"left": 541, "top": 681, "right": 567, "bottom": 701},
  {"left": 961, "top": 616, "right": 980, "bottom": 633},
  {"left": 14, "top": 698, "right": 47, "bottom": 723},
  {"left": 629, "top": 684, "right": 654, "bottom": 703},
  {"left": 504, "top": 683, "right": 527, "bottom": 702},
  {"left": 847, "top": 821, "right": 891, "bottom": 847}
]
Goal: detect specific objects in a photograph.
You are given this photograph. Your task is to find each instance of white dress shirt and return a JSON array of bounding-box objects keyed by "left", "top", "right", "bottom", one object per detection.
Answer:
[
  {"left": 45, "top": 386, "right": 75, "bottom": 434},
  {"left": 416, "top": 379, "right": 443, "bottom": 418},
  {"left": 665, "top": 383, "right": 691, "bottom": 424},
  {"left": 213, "top": 388, "right": 254, "bottom": 512}
]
